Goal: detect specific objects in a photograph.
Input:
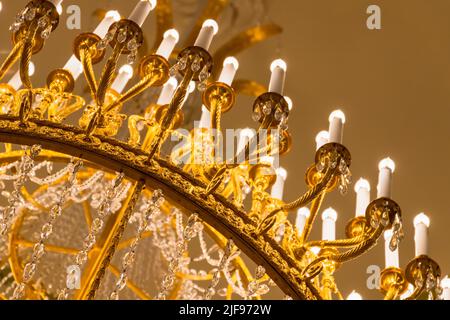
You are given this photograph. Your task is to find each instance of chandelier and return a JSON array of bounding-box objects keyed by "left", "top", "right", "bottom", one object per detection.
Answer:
[{"left": 0, "top": 0, "right": 448, "bottom": 301}]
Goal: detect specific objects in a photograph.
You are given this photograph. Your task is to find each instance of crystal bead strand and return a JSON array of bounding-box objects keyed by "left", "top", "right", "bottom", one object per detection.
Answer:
[
  {"left": 0, "top": 145, "right": 41, "bottom": 236},
  {"left": 203, "top": 239, "right": 239, "bottom": 300},
  {"left": 156, "top": 213, "right": 202, "bottom": 300},
  {"left": 57, "top": 172, "right": 125, "bottom": 300},
  {"left": 109, "top": 190, "right": 164, "bottom": 300},
  {"left": 12, "top": 159, "right": 83, "bottom": 300}
]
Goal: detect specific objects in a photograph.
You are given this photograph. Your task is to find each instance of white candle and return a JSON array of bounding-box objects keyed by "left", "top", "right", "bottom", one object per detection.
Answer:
[
  {"left": 63, "top": 55, "right": 83, "bottom": 80},
  {"left": 346, "top": 291, "right": 362, "bottom": 300},
  {"left": 295, "top": 207, "right": 310, "bottom": 235},
  {"left": 354, "top": 178, "right": 370, "bottom": 217},
  {"left": 94, "top": 10, "right": 121, "bottom": 38},
  {"left": 377, "top": 158, "right": 395, "bottom": 198},
  {"left": 218, "top": 57, "right": 239, "bottom": 86},
  {"left": 271, "top": 167, "right": 287, "bottom": 200},
  {"left": 157, "top": 77, "right": 178, "bottom": 105},
  {"left": 384, "top": 229, "right": 399, "bottom": 268},
  {"left": 8, "top": 62, "right": 35, "bottom": 90},
  {"left": 128, "top": 0, "right": 157, "bottom": 27},
  {"left": 413, "top": 213, "right": 430, "bottom": 257},
  {"left": 315, "top": 130, "right": 329, "bottom": 150},
  {"left": 322, "top": 207, "right": 337, "bottom": 241},
  {"left": 194, "top": 19, "right": 219, "bottom": 50},
  {"left": 441, "top": 276, "right": 450, "bottom": 300},
  {"left": 328, "top": 109, "right": 346, "bottom": 144},
  {"left": 155, "top": 29, "right": 179, "bottom": 60},
  {"left": 110, "top": 64, "right": 133, "bottom": 94},
  {"left": 268, "top": 59, "right": 287, "bottom": 94},
  {"left": 199, "top": 105, "right": 210, "bottom": 129}
]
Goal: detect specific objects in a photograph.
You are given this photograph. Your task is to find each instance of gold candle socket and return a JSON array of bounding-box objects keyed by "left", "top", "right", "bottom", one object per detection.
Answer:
[
  {"left": 380, "top": 267, "right": 408, "bottom": 300},
  {"left": 73, "top": 33, "right": 106, "bottom": 64}
]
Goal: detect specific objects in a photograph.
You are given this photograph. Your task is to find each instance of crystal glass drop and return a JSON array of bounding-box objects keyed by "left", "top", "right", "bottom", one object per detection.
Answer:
[
  {"left": 84, "top": 233, "right": 96, "bottom": 249},
  {"left": 256, "top": 265, "right": 266, "bottom": 279},
  {"left": 199, "top": 65, "right": 209, "bottom": 82},
  {"left": 41, "top": 223, "right": 53, "bottom": 239},
  {"left": 16, "top": 13, "right": 25, "bottom": 24},
  {"left": 110, "top": 291, "right": 119, "bottom": 300},
  {"left": 33, "top": 242, "right": 45, "bottom": 259},
  {"left": 127, "top": 38, "right": 139, "bottom": 51},
  {"left": 380, "top": 211, "right": 390, "bottom": 226},
  {"left": 197, "top": 80, "right": 208, "bottom": 92},
  {"left": 117, "top": 28, "right": 128, "bottom": 43},
  {"left": 191, "top": 57, "right": 202, "bottom": 72},
  {"left": 169, "top": 65, "right": 178, "bottom": 77},
  {"left": 37, "top": 16, "right": 48, "bottom": 29},
  {"left": 252, "top": 109, "right": 261, "bottom": 122},
  {"left": 274, "top": 108, "right": 284, "bottom": 121},
  {"left": 256, "top": 284, "right": 270, "bottom": 295},
  {"left": 262, "top": 102, "right": 272, "bottom": 115},
  {"left": 12, "top": 283, "right": 25, "bottom": 299},
  {"left": 97, "top": 39, "right": 109, "bottom": 50},
  {"left": 178, "top": 55, "right": 188, "bottom": 71},
  {"left": 76, "top": 251, "right": 88, "bottom": 265},
  {"left": 127, "top": 51, "right": 137, "bottom": 65},
  {"left": 41, "top": 26, "right": 52, "bottom": 39},
  {"left": 24, "top": 8, "right": 36, "bottom": 21},
  {"left": 116, "top": 274, "right": 128, "bottom": 291},
  {"left": 9, "top": 22, "right": 22, "bottom": 32},
  {"left": 23, "top": 262, "right": 36, "bottom": 282}
]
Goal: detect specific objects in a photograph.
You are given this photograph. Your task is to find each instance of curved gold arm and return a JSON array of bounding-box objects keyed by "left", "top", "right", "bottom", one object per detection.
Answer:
[
  {"left": 96, "top": 43, "right": 123, "bottom": 107},
  {"left": 79, "top": 45, "right": 98, "bottom": 100},
  {"left": 0, "top": 41, "right": 24, "bottom": 81},
  {"left": 146, "top": 68, "right": 194, "bottom": 160},
  {"left": 127, "top": 115, "right": 146, "bottom": 146}
]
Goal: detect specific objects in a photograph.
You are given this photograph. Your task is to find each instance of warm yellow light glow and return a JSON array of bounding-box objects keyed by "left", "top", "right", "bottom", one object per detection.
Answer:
[
  {"left": 354, "top": 178, "right": 370, "bottom": 192},
  {"left": 414, "top": 213, "right": 430, "bottom": 228},
  {"left": 378, "top": 157, "right": 396, "bottom": 173},
  {"left": 270, "top": 59, "right": 287, "bottom": 72}
]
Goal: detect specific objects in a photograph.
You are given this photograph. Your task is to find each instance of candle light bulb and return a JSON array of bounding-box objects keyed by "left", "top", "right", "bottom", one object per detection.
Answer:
[
  {"left": 414, "top": 213, "right": 430, "bottom": 228},
  {"left": 328, "top": 109, "right": 346, "bottom": 144},
  {"left": 110, "top": 64, "right": 134, "bottom": 94},
  {"left": 377, "top": 157, "right": 396, "bottom": 199},
  {"left": 354, "top": 178, "right": 371, "bottom": 217},
  {"left": 322, "top": 207, "right": 337, "bottom": 241},
  {"left": 268, "top": 59, "right": 287, "bottom": 94},
  {"left": 156, "top": 29, "right": 180, "bottom": 59},
  {"left": 218, "top": 57, "right": 239, "bottom": 86},
  {"left": 271, "top": 167, "right": 287, "bottom": 200},
  {"left": 157, "top": 76, "right": 178, "bottom": 105},
  {"left": 414, "top": 213, "right": 430, "bottom": 257},
  {"left": 384, "top": 229, "right": 399, "bottom": 268},
  {"left": 378, "top": 157, "right": 396, "bottom": 172},
  {"left": 347, "top": 291, "right": 362, "bottom": 300},
  {"left": 194, "top": 19, "right": 219, "bottom": 50},
  {"left": 296, "top": 207, "right": 310, "bottom": 235},
  {"left": 284, "top": 96, "right": 293, "bottom": 111},
  {"left": 315, "top": 130, "right": 329, "bottom": 150}
]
